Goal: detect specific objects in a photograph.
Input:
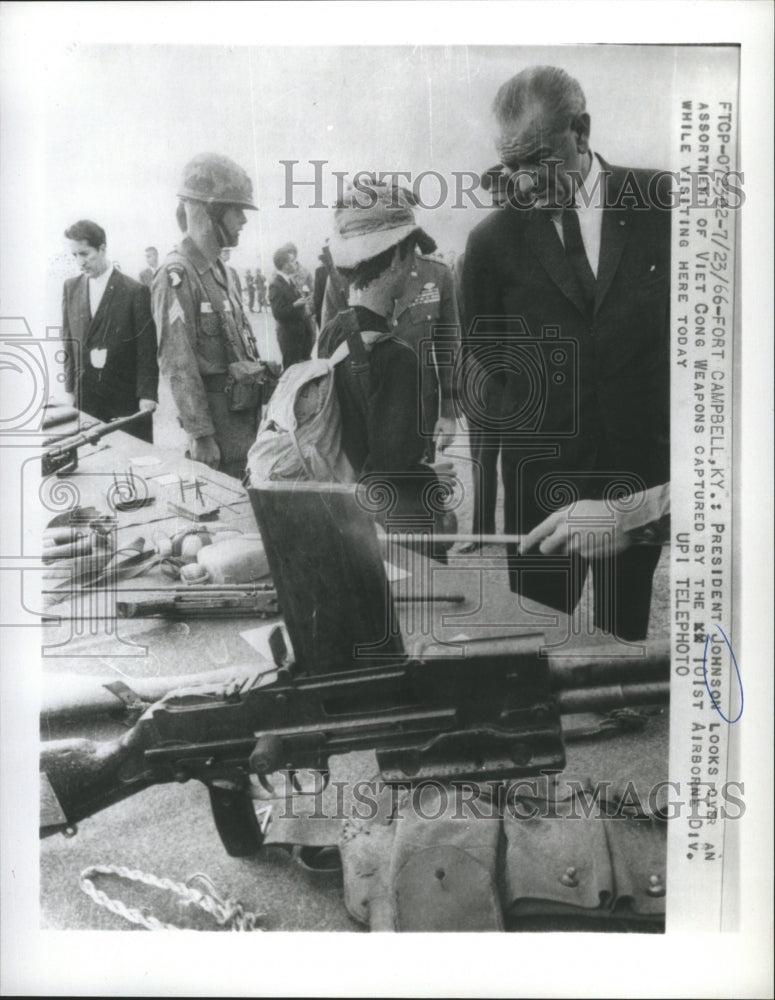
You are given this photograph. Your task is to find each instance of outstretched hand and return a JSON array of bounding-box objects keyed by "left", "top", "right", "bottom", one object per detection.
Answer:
[
  {"left": 519, "top": 500, "right": 634, "bottom": 558},
  {"left": 432, "top": 416, "right": 457, "bottom": 452}
]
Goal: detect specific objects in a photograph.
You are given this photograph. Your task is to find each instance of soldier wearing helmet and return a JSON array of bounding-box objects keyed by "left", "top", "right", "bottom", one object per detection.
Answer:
[{"left": 152, "top": 153, "right": 274, "bottom": 479}]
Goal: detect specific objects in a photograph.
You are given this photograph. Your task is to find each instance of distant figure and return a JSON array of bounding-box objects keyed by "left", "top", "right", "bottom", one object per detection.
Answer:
[
  {"left": 219, "top": 247, "right": 243, "bottom": 301},
  {"left": 255, "top": 268, "right": 267, "bottom": 312},
  {"left": 268, "top": 246, "right": 315, "bottom": 369},
  {"left": 277, "top": 241, "right": 313, "bottom": 293},
  {"left": 139, "top": 246, "right": 159, "bottom": 287},
  {"left": 245, "top": 269, "right": 256, "bottom": 312},
  {"left": 62, "top": 219, "right": 158, "bottom": 443}
]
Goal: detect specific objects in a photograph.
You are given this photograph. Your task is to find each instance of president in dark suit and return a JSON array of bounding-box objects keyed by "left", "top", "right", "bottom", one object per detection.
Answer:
[
  {"left": 62, "top": 220, "right": 159, "bottom": 443},
  {"left": 461, "top": 67, "right": 670, "bottom": 640}
]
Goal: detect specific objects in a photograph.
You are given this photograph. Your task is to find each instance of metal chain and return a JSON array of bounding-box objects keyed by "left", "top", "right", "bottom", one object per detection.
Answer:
[{"left": 79, "top": 865, "right": 262, "bottom": 931}]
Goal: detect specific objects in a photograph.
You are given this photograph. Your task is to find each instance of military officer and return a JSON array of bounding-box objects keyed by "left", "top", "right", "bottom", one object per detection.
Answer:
[
  {"left": 322, "top": 243, "right": 459, "bottom": 462},
  {"left": 153, "top": 153, "right": 270, "bottom": 480}
]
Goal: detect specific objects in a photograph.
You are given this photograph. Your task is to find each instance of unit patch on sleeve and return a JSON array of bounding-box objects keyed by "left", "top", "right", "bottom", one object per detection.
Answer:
[{"left": 167, "top": 265, "right": 185, "bottom": 288}]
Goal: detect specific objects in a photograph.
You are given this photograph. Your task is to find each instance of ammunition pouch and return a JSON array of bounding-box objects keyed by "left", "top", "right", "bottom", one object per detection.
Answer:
[
  {"left": 227, "top": 360, "right": 279, "bottom": 411},
  {"left": 338, "top": 780, "right": 667, "bottom": 931}
]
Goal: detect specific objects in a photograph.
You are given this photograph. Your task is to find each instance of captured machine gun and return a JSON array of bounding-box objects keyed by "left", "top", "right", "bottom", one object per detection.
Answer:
[
  {"left": 40, "top": 483, "right": 670, "bottom": 858},
  {"left": 41, "top": 634, "right": 669, "bottom": 855},
  {"left": 42, "top": 410, "right": 147, "bottom": 476}
]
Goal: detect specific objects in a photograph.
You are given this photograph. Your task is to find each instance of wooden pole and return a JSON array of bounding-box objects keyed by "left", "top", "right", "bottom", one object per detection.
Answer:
[{"left": 378, "top": 531, "right": 523, "bottom": 546}]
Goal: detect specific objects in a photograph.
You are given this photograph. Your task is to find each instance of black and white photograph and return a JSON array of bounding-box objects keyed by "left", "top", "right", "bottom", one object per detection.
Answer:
[{"left": 1, "top": 2, "right": 772, "bottom": 997}]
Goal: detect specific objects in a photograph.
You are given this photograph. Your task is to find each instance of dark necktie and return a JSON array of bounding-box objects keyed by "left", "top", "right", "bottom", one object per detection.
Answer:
[{"left": 562, "top": 206, "right": 596, "bottom": 309}]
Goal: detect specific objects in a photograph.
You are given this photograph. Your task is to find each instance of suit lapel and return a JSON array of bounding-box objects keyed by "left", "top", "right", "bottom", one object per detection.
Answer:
[
  {"left": 523, "top": 209, "right": 589, "bottom": 317},
  {"left": 594, "top": 165, "right": 630, "bottom": 313},
  {"left": 72, "top": 274, "right": 91, "bottom": 343}
]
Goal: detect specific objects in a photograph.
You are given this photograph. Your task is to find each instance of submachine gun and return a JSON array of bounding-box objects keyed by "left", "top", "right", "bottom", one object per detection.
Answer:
[
  {"left": 42, "top": 410, "right": 146, "bottom": 476},
  {"left": 40, "top": 483, "right": 670, "bottom": 857}
]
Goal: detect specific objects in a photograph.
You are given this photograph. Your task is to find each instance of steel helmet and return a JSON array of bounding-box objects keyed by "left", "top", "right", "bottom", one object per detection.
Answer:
[{"left": 177, "top": 153, "right": 258, "bottom": 211}]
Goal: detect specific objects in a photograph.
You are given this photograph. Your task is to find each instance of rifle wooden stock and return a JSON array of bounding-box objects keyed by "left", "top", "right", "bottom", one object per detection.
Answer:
[{"left": 40, "top": 726, "right": 155, "bottom": 834}]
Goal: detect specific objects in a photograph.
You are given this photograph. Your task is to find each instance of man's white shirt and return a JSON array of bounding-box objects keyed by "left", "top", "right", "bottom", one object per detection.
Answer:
[{"left": 88, "top": 265, "right": 113, "bottom": 317}]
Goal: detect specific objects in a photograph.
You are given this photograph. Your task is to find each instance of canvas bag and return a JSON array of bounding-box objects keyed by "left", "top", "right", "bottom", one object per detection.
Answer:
[{"left": 247, "top": 339, "right": 355, "bottom": 484}]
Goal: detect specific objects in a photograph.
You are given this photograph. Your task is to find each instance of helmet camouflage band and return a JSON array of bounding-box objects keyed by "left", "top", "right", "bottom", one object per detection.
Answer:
[{"left": 177, "top": 153, "right": 258, "bottom": 211}]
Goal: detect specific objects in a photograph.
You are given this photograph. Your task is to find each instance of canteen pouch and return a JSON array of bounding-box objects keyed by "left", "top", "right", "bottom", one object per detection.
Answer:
[{"left": 227, "top": 360, "right": 270, "bottom": 411}]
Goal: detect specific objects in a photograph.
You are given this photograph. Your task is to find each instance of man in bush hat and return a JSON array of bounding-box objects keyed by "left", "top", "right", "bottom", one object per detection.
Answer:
[
  {"left": 321, "top": 189, "right": 459, "bottom": 464},
  {"left": 317, "top": 182, "right": 454, "bottom": 560},
  {"left": 152, "top": 153, "right": 274, "bottom": 479}
]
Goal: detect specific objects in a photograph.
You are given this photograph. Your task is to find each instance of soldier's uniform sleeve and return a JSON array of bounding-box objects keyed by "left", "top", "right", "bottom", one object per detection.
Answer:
[
  {"left": 132, "top": 282, "right": 159, "bottom": 402},
  {"left": 432, "top": 262, "right": 460, "bottom": 419},
  {"left": 153, "top": 263, "right": 216, "bottom": 439}
]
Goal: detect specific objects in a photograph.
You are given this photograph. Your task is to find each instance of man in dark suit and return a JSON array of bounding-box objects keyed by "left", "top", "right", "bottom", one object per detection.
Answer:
[
  {"left": 461, "top": 66, "right": 669, "bottom": 640},
  {"left": 268, "top": 246, "right": 315, "bottom": 369},
  {"left": 62, "top": 220, "right": 158, "bottom": 443}
]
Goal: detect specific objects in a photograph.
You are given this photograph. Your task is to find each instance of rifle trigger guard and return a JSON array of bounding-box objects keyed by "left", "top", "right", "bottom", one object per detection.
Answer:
[
  {"left": 290, "top": 769, "right": 330, "bottom": 794},
  {"left": 258, "top": 774, "right": 277, "bottom": 795}
]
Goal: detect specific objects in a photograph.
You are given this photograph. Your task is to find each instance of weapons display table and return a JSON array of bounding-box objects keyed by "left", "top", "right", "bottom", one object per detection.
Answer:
[
  {"left": 39, "top": 414, "right": 669, "bottom": 932},
  {"left": 41, "top": 413, "right": 262, "bottom": 677},
  {"left": 40, "top": 413, "right": 602, "bottom": 679}
]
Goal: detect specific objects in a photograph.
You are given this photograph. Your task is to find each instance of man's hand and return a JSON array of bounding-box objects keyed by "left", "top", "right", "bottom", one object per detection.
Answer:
[
  {"left": 432, "top": 417, "right": 457, "bottom": 452},
  {"left": 429, "top": 459, "right": 455, "bottom": 478},
  {"left": 519, "top": 500, "right": 634, "bottom": 558},
  {"left": 138, "top": 399, "right": 158, "bottom": 413},
  {"left": 190, "top": 434, "right": 221, "bottom": 469}
]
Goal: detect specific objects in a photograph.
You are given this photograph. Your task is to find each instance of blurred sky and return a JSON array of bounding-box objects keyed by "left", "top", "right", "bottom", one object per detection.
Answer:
[
  {"left": 10, "top": 41, "right": 729, "bottom": 324},
  {"left": 43, "top": 45, "right": 693, "bottom": 291}
]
